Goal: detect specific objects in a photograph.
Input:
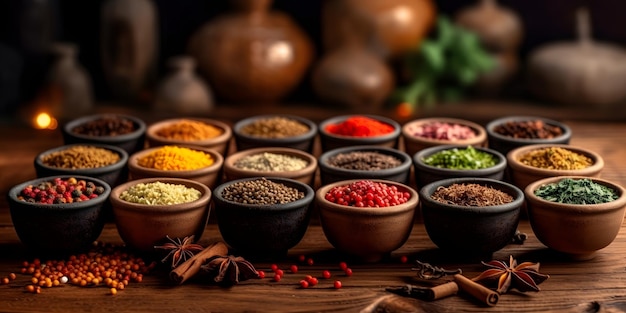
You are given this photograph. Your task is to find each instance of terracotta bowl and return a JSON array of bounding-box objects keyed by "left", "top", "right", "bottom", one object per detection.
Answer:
[
  {"left": 222, "top": 147, "right": 317, "bottom": 186},
  {"left": 233, "top": 114, "right": 318, "bottom": 153},
  {"left": 486, "top": 116, "right": 572, "bottom": 156},
  {"left": 109, "top": 177, "right": 211, "bottom": 252},
  {"left": 8, "top": 175, "right": 111, "bottom": 255},
  {"left": 62, "top": 113, "right": 146, "bottom": 156},
  {"left": 127, "top": 145, "right": 224, "bottom": 189},
  {"left": 34, "top": 143, "right": 129, "bottom": 188},
  {"left": 525, "top": 176, "right": 626, "bottom": 260},
  {"left": 413, "top": 145, "right": 507, "bottom": 189},
  {"left": 318, "top": 114, "right": 401, "bottom": 152},
  {"left": 145, "top": 118, "right": 232, "bottom": 156},
  {"left": 507, "top": 144, "right": 604, "bottom": 192},
  {"left": 318, "top": 145, "right": 412, "bottom": 185},
  {"left": 316, "top": 179, "right": 418, "bottom": 262},
  {"left": 419, "top": 178, "right": 524, "bottom": 257},
  {"left": 212, "top": 177, "right": 314, "bottom": 258},
  {"left": 402, "top": 117, "right": 487, "bottom": 157}
]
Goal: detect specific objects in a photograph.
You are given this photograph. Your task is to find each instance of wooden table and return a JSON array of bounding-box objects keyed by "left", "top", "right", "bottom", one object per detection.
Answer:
[{"left": 1, "top": 116, "right": 626, "bottom": 312}]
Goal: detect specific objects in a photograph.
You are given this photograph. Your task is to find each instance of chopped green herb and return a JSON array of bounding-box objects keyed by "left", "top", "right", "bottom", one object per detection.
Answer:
[
  {"left": 422, "top": 146, "right": 497, "bottom": 170},
  {"left": 534, "top": 178, "right": 618, "bottom": 205}
]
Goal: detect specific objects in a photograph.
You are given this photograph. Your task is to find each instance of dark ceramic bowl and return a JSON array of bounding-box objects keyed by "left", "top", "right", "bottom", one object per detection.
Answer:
[
  {"left": 34, "top": 143, "right": 129, "bottom": 187},
  {"left": 402, "top": 117, "right": 487, "bottom": 157},
  {"left": 212, "top": 177, "right": 314, "bottom": 257},
  {"left": 318, "top": 145, "right": 412, "bottom": 185},
  {"left": 7, "top": 175, "right": 111, "bottom": 254},
  {"left": 413, "top": 145, "right": 507, "bottom": 188},
  {"left": 318, "top": 114, "right": 401, "bottom": 152},
  {"left": 486, "top": 116, "right": 572, "bottom": 156},
  {"left": 419, "top": 178, "right": 524, "bottom": 257},
  {"left": 233, "top": 114, "right": 318, "bottom": 153},
  {"left": 62, "top": 113, "right": 146, "bottom": 156},
  {"left": 145, "top": 118, "right": 232, "bottom": 156}
]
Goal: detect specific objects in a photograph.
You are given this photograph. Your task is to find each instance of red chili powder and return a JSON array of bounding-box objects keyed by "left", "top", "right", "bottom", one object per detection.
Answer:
[{"left": 325, "top": 116, "right": 394, "bottom": 137}]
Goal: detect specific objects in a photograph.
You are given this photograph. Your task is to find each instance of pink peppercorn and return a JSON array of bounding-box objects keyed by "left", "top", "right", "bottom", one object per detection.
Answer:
[
  {"left": 325, "top": 180, "right": 410, "bottom": 207},
  {"left": 411, "top": 122, "right": 476, "bottom": 141}
]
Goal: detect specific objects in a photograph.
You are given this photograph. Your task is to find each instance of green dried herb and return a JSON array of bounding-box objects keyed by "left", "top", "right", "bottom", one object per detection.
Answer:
[
  {"left": 534, "top": 178, "right": 618, "bottom": 205},
  {"left": 422, "top": 146, "right": 497, "bottom": 170}
]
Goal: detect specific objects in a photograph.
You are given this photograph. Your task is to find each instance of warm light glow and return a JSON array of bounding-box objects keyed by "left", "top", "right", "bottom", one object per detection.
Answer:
[{"left": 33, "top": 112, "right": 58, "bottom": 130}]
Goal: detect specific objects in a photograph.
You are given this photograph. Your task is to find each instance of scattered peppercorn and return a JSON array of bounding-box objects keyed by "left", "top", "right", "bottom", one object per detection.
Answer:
[
  {"left": 431, "top": 183, "right": 513, "bottom": 206},
  {"left": 326, "top": 116, "right": 394, "bottom": 137},
  {"left": 325, "top": 180, "right": 411, "bottom": 207},
  {"left": 239, "top": 116, "right": 309, "bottom": 138},
  {"left": 156, "top": 119, "right": 223, "bottom": 141},
  {"left": 409, "top": 122, "right": 477, "bottom": 140},
  {"left": 534, "top": 178, "right": 618, "bottom": 204},
  {"left": 41, "top": 145, "right": 121, "bottom": 169},
  {"left": 137, "top": 146, "right": 214, "bottom": 171},
  {"left": 326, "top": 151, "right": 402, "bottom": 171},
  {"left": 221, "top": 178, "right": 304, "bottom": 205},
  {"left": 119, "top": 181, "right": 201, "bottom": 205},
  {"left": 72, "top": 115, "right": 137, "bottom": 137},
  {"left": 519, "top": 147, "right": 592, "bottom": 170},
  {"left": 493, "top": 119, "right": 564, "bottom": 139},
  {"left": 422, "top": 146, "right": 498, "bottom": 170},
  {"left": 233, "top": 152, "right": 308, "bottom": 172}
]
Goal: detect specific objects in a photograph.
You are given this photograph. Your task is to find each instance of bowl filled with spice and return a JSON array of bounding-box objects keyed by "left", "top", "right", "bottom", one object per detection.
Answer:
[
  {"left": 318, "top": 115, "right": 401, "bottom": 152},
  {"left": 127, "top": 145, "right": 224, "bottom": 189},
  {"left": 525, "top": 176, "right": 626, "bottom": 260},
  {"left": 402, "top": 117, "right": 487, "bottom": 157},
  {"left": 145, "top": 118, "right": 232, "bottom": 156},
  {"left": 318, "top": 145, "right": 412, "bottom": 185},
  {"left": 8, "top": 175, "right": 111, "bottom": 254},
  {"left": 109, "top": 177, "right": 212, "bottom": 252},
  {"left": 413, "top": 145, "right": 507, "bottom": 188},
  {"left": 419, "top": 178, "right": 524, "bottom": 257},
  {"left": 486, "top": 116, "right": 572, "bottom": 156},
  {"left": 223, "top": 147, "right": 317, "bottom": 186},
  {"left": 316, "top": 179, "right": 418, "bottom": 263},
  {"left": 62, "top": 113, "right": 146, "bottom": 155},
  {"left": 212, "top": 177, "right": 315, "bottom": 258},
  {"left": 507, "top": 144, "right": 604, "bottom": 192},
  {"left": 233, "top": 115, "right": 318, "bottom": 153}
]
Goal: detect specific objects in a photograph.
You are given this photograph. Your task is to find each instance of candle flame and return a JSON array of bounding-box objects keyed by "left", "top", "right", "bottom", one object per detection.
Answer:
[{"left": 34, "top": 112, "right": 58, "bottom": 130}]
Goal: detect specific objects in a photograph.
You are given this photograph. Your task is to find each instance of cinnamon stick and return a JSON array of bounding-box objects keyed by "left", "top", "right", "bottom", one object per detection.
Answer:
[
  {"left": 170, "top": 241, "right": 228, "bottom": 284},
  {"left": 424, "top": 274, "right": 499, "bottom": 306}
]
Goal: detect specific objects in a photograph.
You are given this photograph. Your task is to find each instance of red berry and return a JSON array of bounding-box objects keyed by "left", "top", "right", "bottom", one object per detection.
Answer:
[
  {"left": 299, "top": 280, "right": 309, "bottom": 289},
  {"left": 308, "top": 277, "right": 318, "bottom": 286},
  {"left": 334, "top": 280, "right": 342, "bottom": 289},
  {"left": 322, "top": 270, "right": 331, "bottom": 279},
  {"left": 273, "top": 274, "right": 281, "bottom": 282},
  {"left": 270, "top": 264, "right": 278, "bottom": 271},
  {"left": 298, "top": 255, "right": 306, "bottom": 263},
  {"left": 306, "top": 258, "right": 314, "bottom": 266},
  {"left": 275, "top": 269, "right": 284, "bottom": 276},
  {"left": 290, "top": 265, "right": 298, "bottom": 274},
  {"left": 344, "top": 268, "right": 353, "bottom": 276},
  {"left": 257, "top": 270, "right": 266, "bottom": 279},
  {"left": 400, "top": 255, "right": 408, "bottom": 264},
  {"left": 339, "top": 262, "right": 348, "bottom": 270}
]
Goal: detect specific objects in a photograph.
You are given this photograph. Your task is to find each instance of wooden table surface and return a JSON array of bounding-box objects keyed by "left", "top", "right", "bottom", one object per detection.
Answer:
[{"left": 1, "top": 115, "right": 626, "bottom": 313}]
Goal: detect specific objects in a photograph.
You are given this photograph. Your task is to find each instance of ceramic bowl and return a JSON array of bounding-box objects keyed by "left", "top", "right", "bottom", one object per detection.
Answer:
[
  {"left": 413, "top": 145, "right": 507, "bottom": 188},
  {"left": 145, "top": 118, "right": 232, "bottom": 156},
  {"left": 318, "top": 145, "right": 412, "bottom": 185},
  {"left": 212, "top": 177, "right": 314, "bottom": 257},
  {"left": 525, "top": 176, "right": 626, "bottom": 260},
  {"left": 486, "top": 116, "right": 572, "bottom": 156},
  {"left": 223, "top": 147, "right": 317, "bottom": 186},
  {"left": 316, "top": 179, "right": 418, "bottom": 262},
  {"left": 419, "top": 178, "right": 524, "bottom": 257},
  {"left": 8, "top": 175, "right": 111, "bottom": 254},
  {"left": 402, "top": 117, "right": 487, "bottom": 157},
  {"left": 233, "top": 114, "right": 318, "bottom": 153},
  {"left": 507, "top": 144, "right": 604, "bottom": 192},
  {"left": 109, "top": 177, "right": 211, "bottom": 252},
  {"left": 127, "top": 145, "right": 224, "bottom": 189},
  {"left": 62, "top": 113, "right": 146, "bottom": 156},
  {"left": 318, "top": 114, "right": 401, "bottom": 152},
  {"left": 34, "top": 143, "right": 129, "bottom": 187}
]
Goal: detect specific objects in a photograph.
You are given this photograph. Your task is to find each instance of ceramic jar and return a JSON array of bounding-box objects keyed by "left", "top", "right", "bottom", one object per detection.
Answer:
[
  {"left": 153, "top": 56, "right": 214, "bottom": 115},
  {"left": 188, "top": 0, "right": 313, "bottom": 104}
]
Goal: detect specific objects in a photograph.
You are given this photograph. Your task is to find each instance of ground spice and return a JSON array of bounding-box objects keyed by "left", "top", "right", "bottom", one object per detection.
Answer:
[
  {"left": 493, "top": 120, "right": 563, "bottom": 139},
  {"left": 239, "top": 116, "right": 309, "bottom": 138},
  {"left": 233, "top": 152, "right": 308, "bottom": 172},
  {"left": 120, "top": 181, "right": 201, "bottom": 205},
  {"left": 326, "top": 151, "right": 402, "bottom": 171},
  {"left": 42, "top": 145, "right": 121, "bottom": 169},
  {"left": 17, "top": 177, "right": 106, "bottom": 204},
  {"left": 156, "top": 119, "right": 223, "bottom": 141},
  {"left": 138, "top": 146, "right": 214, "bottom": 171},
  {"left": 431, "top": 183, "right": 513, "bottom": 206},
  {"left": 324, "top": 180, "right": 411, "bottom": 207},
  {"left": 325, "top": 116, "right": 394, "bottom": 137},
  {"left": 221, "top": 178, "right": 304, "bottom": 205},
  {"left": 72, "top": 115, "right": 136, "bottom": 136},
  {"left": 534, "top": 178, "right": 618, "bottom": 204},
  {"left": 410, "top": 122, "right": 476, "bottom": 140},
  {"left": 519, "top": 147, "right": 592, "bottom": 170},
  {"left": 422, "top": 146, "right": 497, "bottom": 170}
]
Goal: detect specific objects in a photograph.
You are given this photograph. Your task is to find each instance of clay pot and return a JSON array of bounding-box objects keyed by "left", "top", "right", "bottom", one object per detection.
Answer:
[
  {"left": 188, "top": 0, "right": 313, "bottom": 104},
  {"left": 153, "top": 56, "right": 214, "bottom": 115}
]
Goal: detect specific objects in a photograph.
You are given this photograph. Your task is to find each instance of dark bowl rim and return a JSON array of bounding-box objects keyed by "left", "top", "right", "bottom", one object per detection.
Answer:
[
  {"left": 507, "top": 143, "right": 604, "bottom": 176},
  {"left": 401, "top": 117, "right": 487, "bottom": 145},
  {"left": 109, "top": 177, "right": 212, "bottom": 212},
  {"left": 223, "top": 147, "right": 317, "bottom": 176},
  {"left": 128, "top": 145, "right": 224, "bottom": 176},
  {"left": 318, "top": 145, "right": 412, "bottom": 176},
  {"left": 318, "top": 114, "right": 401, "bottom": 141},
  {"left": 233, "top": 114, "right": 318, "bottom": 144},
  {"left": 35, "top": 143, "right": 129, "bottom": 174},
  {"left": 212, "top": 176, "right": 315, "bottom": 211},
  {"left": 486, "top": 115, "right": 572, "bottom": 144},
  {"left": 63, "top": 113, "right": 147, "bottom": 142},
  {"left": 8, "top": 175, "right": 112, "bottom": 211},
  {"left": 413, "top": 144, "right": 507, "bottom": 175},
  {"left": 146, "top": 117, "right": 232, "bottom": 145},
  {"left": 524, "top": 176, "right": 626, "bottom": 211}
]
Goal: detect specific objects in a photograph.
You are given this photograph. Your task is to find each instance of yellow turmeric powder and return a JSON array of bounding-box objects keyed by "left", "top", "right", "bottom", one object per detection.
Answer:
[
  {"left": 156, "top": 119, "right": 223, "bottom": 141},
  {"left": 138, "top": 146, "right": 214, "bottom": 170},
  {"left": 519, "top": 147, "right": 592, "bottom": 170}
]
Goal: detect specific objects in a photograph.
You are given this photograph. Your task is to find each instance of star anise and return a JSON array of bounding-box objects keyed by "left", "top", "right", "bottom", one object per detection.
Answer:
[
  {"left": 201, "top": 255, "right": 259, "bottom": 285},
  {"left": 474, "top": 255, "right": 549, "bottom": 294},
  {"left": 154, "top": 235, "right": 204, "bottom": 268}
]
